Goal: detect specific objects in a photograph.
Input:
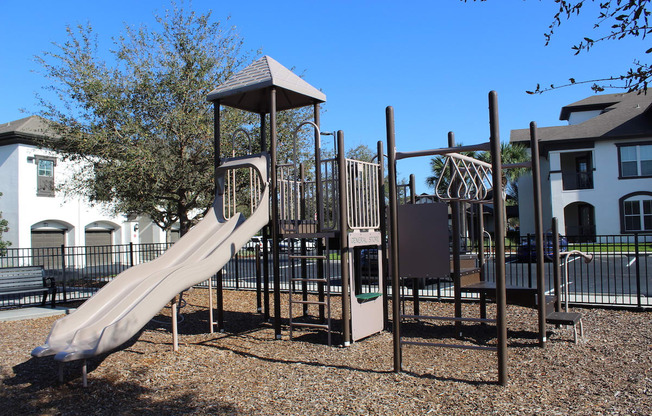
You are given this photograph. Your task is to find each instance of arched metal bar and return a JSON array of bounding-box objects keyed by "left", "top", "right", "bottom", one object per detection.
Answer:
[
  {"left": 230, "top": 128, "right": 254, "bottom": 156},
  {"left": 396, "top": 142, "right": 491, "bottom": 160}
]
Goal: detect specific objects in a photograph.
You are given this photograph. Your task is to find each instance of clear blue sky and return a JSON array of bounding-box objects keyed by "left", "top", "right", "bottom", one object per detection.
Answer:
[{"left": 0, "top": 0, "right": 644, "bottom": 193}]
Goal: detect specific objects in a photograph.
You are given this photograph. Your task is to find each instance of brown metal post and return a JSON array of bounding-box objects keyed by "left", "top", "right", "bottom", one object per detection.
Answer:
[
  {"left": 214, "top": 95, "right": 225, "bottom": 330},
  {"left": 386, "top": 106, "right": 402, "bottom": 372},
  {"left": 489, "top": 91, "right": 508, "bottom": 386},
  {"left": 260, "top": 113, "right": 270, "bottom": 321},
  {"left": 314, "top": 103, "right": 323, "bottom": 232},
  {"left": 314, "top": 103, "right": 325, "bottom": 321},
  {"left": 214, "top": 101, "right": 224, "bottom": 329},
  {"left": 409, "top": 173, "right": 420, "bottom": 316},
  {"left": 552, "top": 217, "right": 562, "bottom": 312},
  {"left": 269, "top": 87, "right": 282, "bottom": 339},
  {"left": 256, "top": 244, "right": 262, "bottom": 313},
  {"left": 337, "top": 130, "right": 351, "bottom": 346},
  {"left": 530, "top": 122, "right": 547, "bottom": 347},
  {"left": 377, "top": 140, "right": 389, "bottom": 330},
  {"left": 449, "top": 132, "right": 463, "bottom": 337}
]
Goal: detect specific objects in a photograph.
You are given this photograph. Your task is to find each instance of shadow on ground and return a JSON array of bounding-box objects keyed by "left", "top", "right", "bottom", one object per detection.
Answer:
[{"left": 4, "top": 354, "right": 239, "bottom": 415}]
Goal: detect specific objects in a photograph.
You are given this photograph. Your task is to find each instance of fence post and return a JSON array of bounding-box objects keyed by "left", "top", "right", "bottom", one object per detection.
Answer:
[
  {"left": 235, "top": 253, "right": 240, "bottom": 290},
  {"left": 129, "top": 242, "right": 134, "bottom": 268},
  {"left": 256, "top": 245, "right": 262, "bottom": 313},
  {"left": 60, "top": 244, "right": 67, "bottom": 303},
  {"left": 552, "top": 218, "right": 562, "bottom": 313},
  {"left": 527, "top": 233, "right": 532, "bottom": 288},
  {"left": 634, "top": 233, "right": 642, "bottom": 309}
]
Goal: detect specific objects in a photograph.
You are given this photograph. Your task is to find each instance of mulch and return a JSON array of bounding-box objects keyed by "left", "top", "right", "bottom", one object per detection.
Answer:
[{"left": 0, "top": 288, "right": 650, "bottom": 415}]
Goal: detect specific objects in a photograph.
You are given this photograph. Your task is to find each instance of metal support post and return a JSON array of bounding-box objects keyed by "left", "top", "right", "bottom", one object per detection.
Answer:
[
  {"left": 269, "top": 87, "right": 282, "bottom": 339},
  {"left": 449, "top": 133, "right": 463, "bottom": 337},
  {"left": 530, "top": 122, "right": 547, "bottom": 347},
  {"left": 337, "top": 130, "right": 351, "bottom": 346},
  {"left": 489, "top": 91, "right": 508, "bottom": 386},
  {"left": 386, "top": 106, "right": 402, "bottom": 372}
]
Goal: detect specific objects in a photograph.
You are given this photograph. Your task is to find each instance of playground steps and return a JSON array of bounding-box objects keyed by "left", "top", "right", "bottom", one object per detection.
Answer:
[
  {"left": 545, "top": 311, "right": 584, "bottom": 343},
  {"left": 288, "top": 254, "right": 332, "bottom": 346},
  {"left": 460, "top": 281, "right": 557, "bottom": 311}
]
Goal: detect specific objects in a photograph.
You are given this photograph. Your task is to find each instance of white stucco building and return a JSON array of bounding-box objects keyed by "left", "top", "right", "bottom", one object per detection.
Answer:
[
  {"left": 511, "top": 92, "right": 652, "bottom": 241},
  {"left": 0, "top": 116, "right": 173, "bottom": 250}
]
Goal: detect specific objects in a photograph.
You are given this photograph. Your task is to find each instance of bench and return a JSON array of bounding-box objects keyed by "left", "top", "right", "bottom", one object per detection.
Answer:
[{"left": 0, "top": 266, "right": 56, "bottom": 308}]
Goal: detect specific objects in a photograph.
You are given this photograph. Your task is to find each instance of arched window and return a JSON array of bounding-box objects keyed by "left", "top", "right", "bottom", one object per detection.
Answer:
[{"left": 619, "top": 192, "right": 652, "bottom": 233}]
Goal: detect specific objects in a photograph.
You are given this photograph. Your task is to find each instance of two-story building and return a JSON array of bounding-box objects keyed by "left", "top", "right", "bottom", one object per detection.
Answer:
[
  {"left": 511, "top": 92, "right": 652, "bottom": 241},
  {"left": 0, "top": 116, "right": 174, "bottom": 250}
]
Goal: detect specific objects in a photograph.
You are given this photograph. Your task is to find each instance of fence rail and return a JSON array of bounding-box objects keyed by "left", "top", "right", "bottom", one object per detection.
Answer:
[{"left": 1, "top": 233, "right": 650, "bottom": 309}]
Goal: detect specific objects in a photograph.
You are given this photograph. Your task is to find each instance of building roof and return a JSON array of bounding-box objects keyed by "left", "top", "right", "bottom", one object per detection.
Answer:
[
  {"left": 206, "top": 55, "right": 326, "bottom": 113},
  {"left": 0, "top": 116, "right": 52, "bottom": 146},
  {"left": 510, "top": 92, "right": 652, "bottom": 144}
]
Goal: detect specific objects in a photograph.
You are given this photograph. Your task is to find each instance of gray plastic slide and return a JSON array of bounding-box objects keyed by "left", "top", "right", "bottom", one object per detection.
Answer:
[{"left": 32, "top": 154, "right": 269, "bottom": 362}]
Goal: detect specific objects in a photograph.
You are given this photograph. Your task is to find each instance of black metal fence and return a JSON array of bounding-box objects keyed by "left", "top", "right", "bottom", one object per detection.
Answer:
[
  {"left": 480, "top": 233, "right": 652, "bottom": 308},
  {"left": 0, "top": 243, "right": 172, "bottom": 307},
  {"left": 1, "top": 234, "right": 650, "bottom": 309}
]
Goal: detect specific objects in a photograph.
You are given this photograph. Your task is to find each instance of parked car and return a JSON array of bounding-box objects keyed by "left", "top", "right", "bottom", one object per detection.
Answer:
[
  {"left": 244, "top": 236, "right": 262, "bottom": 251},
  {"left": 516, "top": 233, "right": 568, "bottom": 262},
  {"left": 285, "top": 238, "right": 317, "bottom": 253}
]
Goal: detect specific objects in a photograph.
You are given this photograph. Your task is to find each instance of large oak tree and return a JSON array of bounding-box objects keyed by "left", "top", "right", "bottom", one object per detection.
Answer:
[{"left": 36, "top": 4, "right": 311, "bottom": 236}]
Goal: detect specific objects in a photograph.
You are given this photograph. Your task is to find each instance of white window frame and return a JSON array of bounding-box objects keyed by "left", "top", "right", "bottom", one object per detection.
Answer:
[
  {"left": 619, "top": 143, "right": 652, "bottom": 178},
  {"left": 622, "top": 196, "right": 652, "bottom": 232}
]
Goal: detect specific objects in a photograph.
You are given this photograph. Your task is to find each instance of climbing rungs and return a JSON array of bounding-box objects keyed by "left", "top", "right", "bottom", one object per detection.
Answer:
[
  {"left": 401, "top": 340, "right": 497, "bottom": 351},
  {"left": 292, "top": 300, "right": 327, "bottom": 306},
  {"left": 401, "top": 314, "right": 496, "bottom": 324},
  {"left": 290, "top": 322, "right": 330, "bottom": 329},
  {"left": 290, "top": 278, "right": 328, "bottom": 283}
]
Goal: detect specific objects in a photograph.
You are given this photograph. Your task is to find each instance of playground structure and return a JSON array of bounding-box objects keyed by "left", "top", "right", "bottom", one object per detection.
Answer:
[
  {"left": 386, "top": 95, "right": 591, "bottom": 385},
  {"left": 30, "top": 56, "right": 589, "bottom": 387},
  {"left": 205, "top": 56, "right": 386, "bottom": 346},
  {"left": 31, "top": 56, "right": 387, "bottom": 384}
]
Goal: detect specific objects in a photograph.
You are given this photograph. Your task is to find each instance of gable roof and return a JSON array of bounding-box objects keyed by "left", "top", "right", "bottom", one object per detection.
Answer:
[
  {"left": 510, "top": 92, "right": 652, "bottom": 144},
  {"left": 206, "top": 55, "right": 326, "bottom": 113},
  {"left": 0, "top": 116, "right": 52, "bottom": 146}
]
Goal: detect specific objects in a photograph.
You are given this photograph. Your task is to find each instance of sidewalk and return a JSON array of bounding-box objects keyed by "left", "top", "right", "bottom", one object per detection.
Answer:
[{"left": 0, "top": 306, "right": 75, "bottom": 322}]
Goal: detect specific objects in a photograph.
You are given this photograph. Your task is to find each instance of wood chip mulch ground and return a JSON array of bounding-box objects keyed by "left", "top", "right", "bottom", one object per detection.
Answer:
[{"left": 1, "top": 288, "right": 650, "bottom": 415}]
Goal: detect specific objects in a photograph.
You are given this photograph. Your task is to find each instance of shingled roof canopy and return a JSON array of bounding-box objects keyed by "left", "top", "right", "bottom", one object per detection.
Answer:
[
  {"left": 206, "top": 56, "right": 326, "bottom": 113},
  {"left": 511, "top": 92, "right": 652, "bottom": 144},
  {"left": 0, "top": 115, "right": 53, "bottom": 146}
]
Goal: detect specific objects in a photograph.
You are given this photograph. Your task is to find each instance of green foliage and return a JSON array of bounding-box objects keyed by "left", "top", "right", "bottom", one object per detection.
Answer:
[
  {"left": 0, "top": 192, "right": 11, "bottom": 253},
  {"left": 35, "top": 3, "right": 312, "bottom": 235},
  {"left": 529, "top": 0, "right": 652, "bottom": 93},
  {"left": 346, "top": 144, "right": 377, "bottom": 162}
]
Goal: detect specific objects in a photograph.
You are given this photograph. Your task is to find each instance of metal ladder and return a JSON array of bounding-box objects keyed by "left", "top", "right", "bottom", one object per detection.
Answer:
[{"left": 288, "top": 253, "right": 332, "bottom": 346}]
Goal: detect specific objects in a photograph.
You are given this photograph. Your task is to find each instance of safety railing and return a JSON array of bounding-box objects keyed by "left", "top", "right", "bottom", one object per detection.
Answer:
[{"left": 345, "top": 158, "right": 381, "bottom": 230}]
